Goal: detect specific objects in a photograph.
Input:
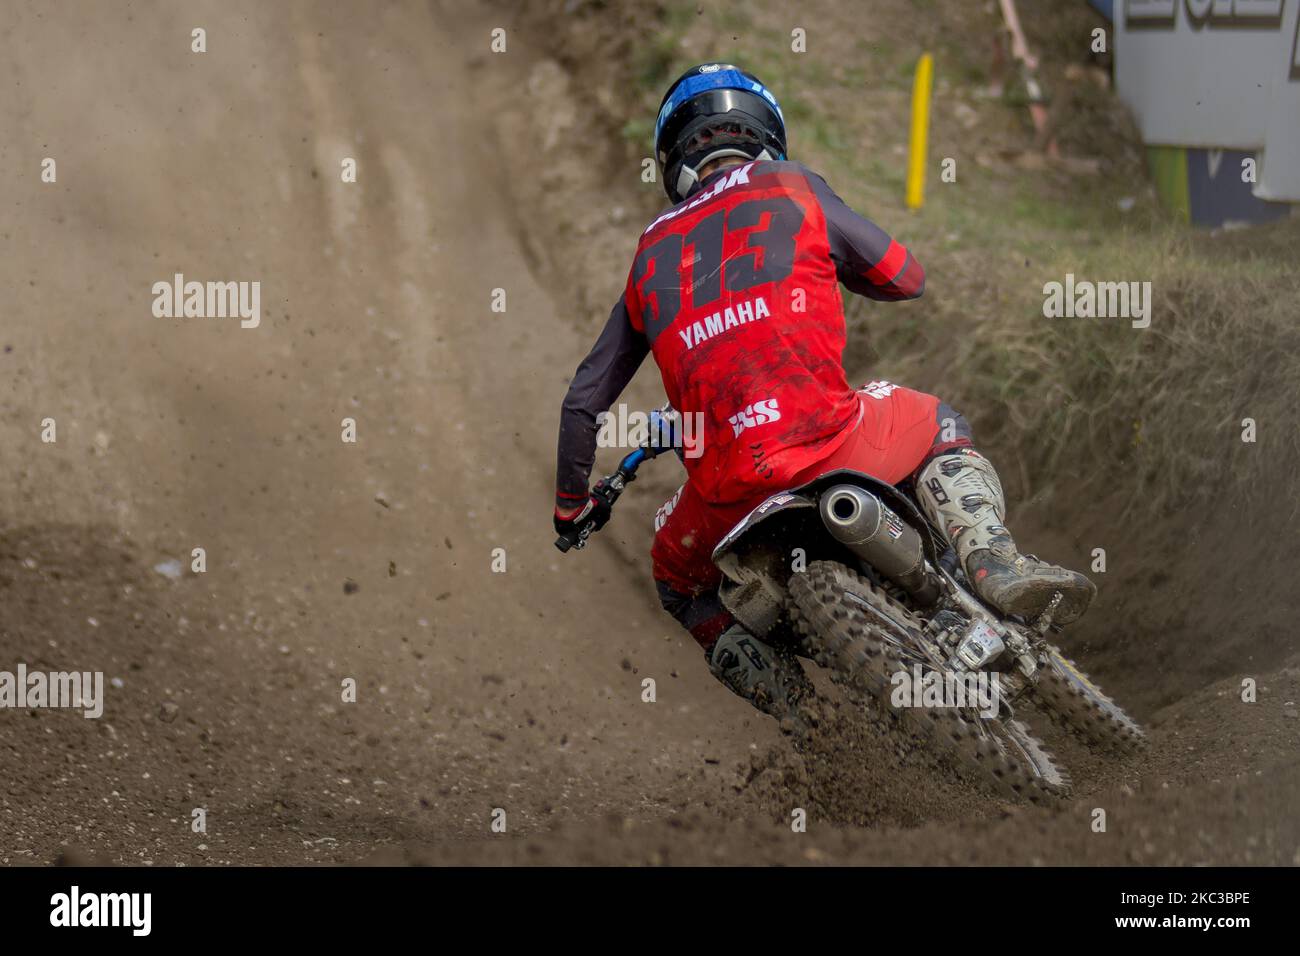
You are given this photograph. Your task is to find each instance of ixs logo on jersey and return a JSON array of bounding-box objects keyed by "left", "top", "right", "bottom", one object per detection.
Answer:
[{"left": 728, "top": 398, "right": 781, "bottom": 437}]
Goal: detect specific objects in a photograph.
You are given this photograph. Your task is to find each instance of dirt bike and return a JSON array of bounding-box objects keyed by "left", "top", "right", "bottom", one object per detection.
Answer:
[{"left": 556, "top": 407, "right": 1146, "bottom": 804}]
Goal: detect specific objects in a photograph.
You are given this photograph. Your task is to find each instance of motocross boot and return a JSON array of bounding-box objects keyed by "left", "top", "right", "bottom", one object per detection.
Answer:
[
  {"left": 915, "top": 449, "right": 1096, "bottom": 625},
  {"left": 708, "top": 624, "right": 814, "bottom": 734}
]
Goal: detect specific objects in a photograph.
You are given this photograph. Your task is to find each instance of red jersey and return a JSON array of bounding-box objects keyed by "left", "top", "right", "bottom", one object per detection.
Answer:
[{"left": 556, "top": 160, "right": 924, "bottom": 510}]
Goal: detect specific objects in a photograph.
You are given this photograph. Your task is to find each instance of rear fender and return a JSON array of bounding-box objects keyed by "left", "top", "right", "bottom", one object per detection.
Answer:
[
  {"left": 714, "top": 485, "right": 885, "bottom": 639},
  {"left": 712, "top": 490, "right": 816, "bottom": 578},
  {"left": 711, "top": 491, "right": 822, "bottom": 640},
  {"left": 710, "top": 470, "right": 942, "bottom": 639}
]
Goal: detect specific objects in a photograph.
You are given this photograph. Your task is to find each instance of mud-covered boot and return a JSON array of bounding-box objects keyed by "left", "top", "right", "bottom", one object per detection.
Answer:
[
  {"left": 708, "top": 624, "right": 814, "bottom": 733},
  {"left": 915, "top": 449, "right": 1096, "bottom": 625}
]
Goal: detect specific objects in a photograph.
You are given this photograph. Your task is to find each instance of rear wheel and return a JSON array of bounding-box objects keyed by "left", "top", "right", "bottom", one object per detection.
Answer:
[{"left": 788, "top": 561, "right": 1070, "bottom": 805}]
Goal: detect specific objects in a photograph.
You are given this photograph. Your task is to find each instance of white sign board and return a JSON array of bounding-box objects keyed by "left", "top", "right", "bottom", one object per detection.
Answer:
[{"left": 1116, "top": 0, "right": 1300, "bottom": 200}]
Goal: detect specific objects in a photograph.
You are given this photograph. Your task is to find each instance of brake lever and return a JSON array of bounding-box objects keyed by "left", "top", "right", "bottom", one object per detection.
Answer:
[{"left": 554, "top": 521, "right": 594, "bottom": 553}]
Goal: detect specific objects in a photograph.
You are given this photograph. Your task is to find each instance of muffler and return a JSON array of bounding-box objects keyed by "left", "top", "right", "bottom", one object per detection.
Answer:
[{"left": 819, "top": 485, "right": 939, "bottom": 605}]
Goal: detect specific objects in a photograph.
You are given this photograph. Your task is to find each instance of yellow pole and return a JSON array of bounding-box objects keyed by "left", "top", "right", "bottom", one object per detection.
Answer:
[{"left": 906, "top": 53, "right": 934, "bottom": 210}]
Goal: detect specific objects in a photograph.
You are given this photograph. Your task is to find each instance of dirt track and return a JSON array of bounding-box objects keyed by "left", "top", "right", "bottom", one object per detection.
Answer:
[{"left": 1, "top": 0, "right": 1297, "bottom": 866}]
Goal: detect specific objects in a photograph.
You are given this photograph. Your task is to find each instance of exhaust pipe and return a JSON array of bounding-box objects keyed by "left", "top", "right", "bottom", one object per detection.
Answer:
[{"left": 819, "top": 485, "right": 939, "bottom": 605}]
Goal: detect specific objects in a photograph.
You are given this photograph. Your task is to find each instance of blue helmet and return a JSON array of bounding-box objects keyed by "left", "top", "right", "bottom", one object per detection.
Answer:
[{"left": 654, "top": 63, "right": 787, "bottom": 204}]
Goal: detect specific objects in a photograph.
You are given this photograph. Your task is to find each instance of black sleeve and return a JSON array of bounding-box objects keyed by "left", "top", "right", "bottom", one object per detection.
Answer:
[
  {"left": 801, "top": 167, "right": 926, "bottom": 302},
  {"left": 555, "top": 294, "right": 650, "bottom": 509}
]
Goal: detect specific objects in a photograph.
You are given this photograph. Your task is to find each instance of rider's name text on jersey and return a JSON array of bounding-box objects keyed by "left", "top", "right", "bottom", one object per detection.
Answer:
[
  {"left": 678, "top": 294, "right": 770, "bottom": 350},
  {"left": 643, "top": 161, "right": 755, "bottom": 234},
  {"left": 50, "top": 886, "right": 151, "bottom": 936}
]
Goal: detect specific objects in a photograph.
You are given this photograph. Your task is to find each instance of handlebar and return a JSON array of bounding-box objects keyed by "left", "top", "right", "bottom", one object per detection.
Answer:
[{"left": 554, "top": 406, "right": 681, "bottom": 553}]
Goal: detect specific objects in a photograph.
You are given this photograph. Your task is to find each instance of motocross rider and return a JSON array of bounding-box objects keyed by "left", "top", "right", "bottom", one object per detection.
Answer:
[{"left": 554, "top": 64, "right": 1095, "bottom": 721}]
